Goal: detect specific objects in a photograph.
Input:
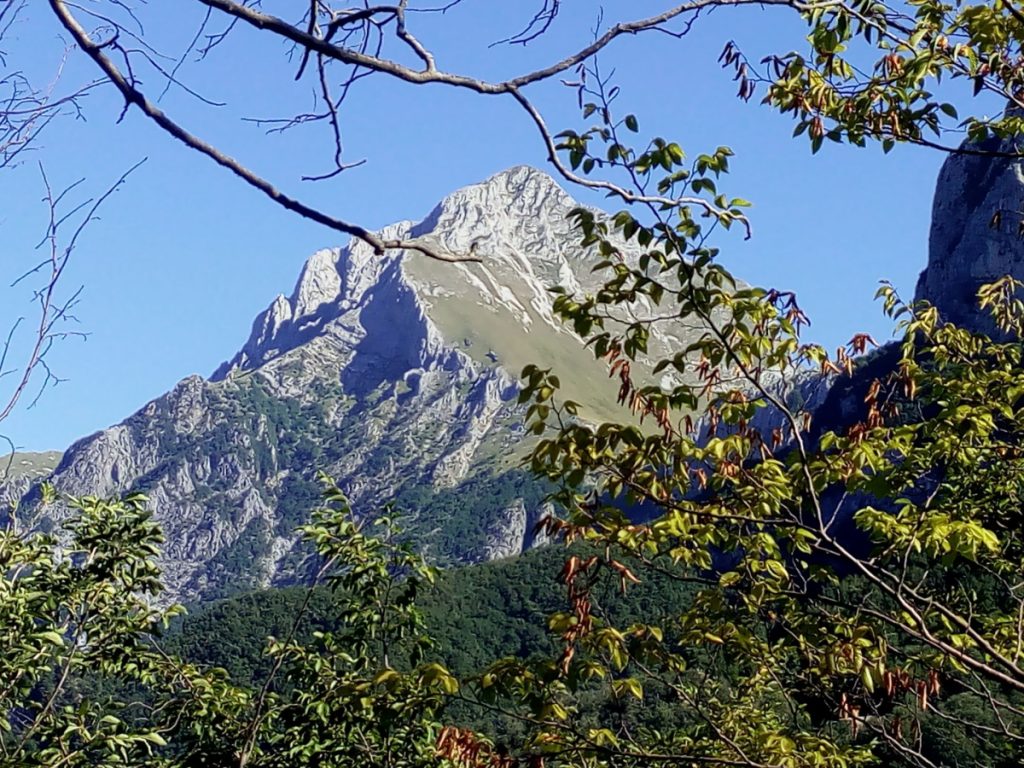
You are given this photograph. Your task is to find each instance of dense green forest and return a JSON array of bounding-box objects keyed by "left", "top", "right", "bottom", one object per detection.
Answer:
[
  {"left": 162, "top": 542, "right": 1020, "bottom": 767},
  {"left": 164, "top": 542, "right": 696, "bottom": 682}
]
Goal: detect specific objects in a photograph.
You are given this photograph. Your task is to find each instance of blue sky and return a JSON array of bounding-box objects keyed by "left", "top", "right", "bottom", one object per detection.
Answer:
[{"left": 0, "top": 2, "right": 961, "bottom": 451}]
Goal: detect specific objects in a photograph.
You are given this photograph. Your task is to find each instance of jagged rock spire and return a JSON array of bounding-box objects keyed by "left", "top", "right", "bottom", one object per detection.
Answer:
[{"left": 212, "top": 166, "right": 593, "bottom": 380}]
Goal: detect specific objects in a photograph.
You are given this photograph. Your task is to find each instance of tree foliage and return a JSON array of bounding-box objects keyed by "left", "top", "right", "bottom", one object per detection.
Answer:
[
  {"left": 0, "top": 492, "right": 179, "bottom": 766},
  {"left": 466, "top": 94, "right": 1024, "bottom": 767},
  {"left": 0, "top": 479, "right": 456, "bottom": 767}
]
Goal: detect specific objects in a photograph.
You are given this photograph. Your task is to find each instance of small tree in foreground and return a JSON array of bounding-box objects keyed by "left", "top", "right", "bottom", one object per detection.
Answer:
[
  {"left": 0, "top": 478, "right": 457, "bottom": 768},
  {"left": 0, "top": 492, "right": 178, "bottom": 766}
]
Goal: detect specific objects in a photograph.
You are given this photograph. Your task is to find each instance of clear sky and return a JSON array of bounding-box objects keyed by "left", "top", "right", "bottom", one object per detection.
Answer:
[{"left": 0, "top": 2, "right": 966, "bottom": 451}]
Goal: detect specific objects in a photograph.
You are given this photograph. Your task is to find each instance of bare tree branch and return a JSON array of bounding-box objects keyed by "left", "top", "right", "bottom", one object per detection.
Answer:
[
  {"left": 46, "top": 0, "right": 770, "bottom": 253},
  {"left": 0, "top": 2, "right": 119, "bottom": 474},
  {"left": 47, "top": 0, "right": 480, "bottom": 263},
  {"left": 0, "top": 161, "right": 143, "bottom": 435}
]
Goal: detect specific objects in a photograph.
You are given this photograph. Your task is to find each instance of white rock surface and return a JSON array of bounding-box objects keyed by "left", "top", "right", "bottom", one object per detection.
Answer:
[{"left": 13, "top": 168, "right": 616, "bottom": 603}]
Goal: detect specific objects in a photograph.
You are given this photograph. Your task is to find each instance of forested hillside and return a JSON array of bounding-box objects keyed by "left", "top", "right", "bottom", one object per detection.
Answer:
[
  {"left": 164, "top": 543, "right": 696, "bottom": 683},
  {"left": 161, "top": 539, "right": 1019, "bottom": 767}
]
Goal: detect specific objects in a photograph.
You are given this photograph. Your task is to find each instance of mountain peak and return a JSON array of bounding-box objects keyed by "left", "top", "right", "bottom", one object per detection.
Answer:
[
  {"left": 478, "top": 164, "right": 563, "bottom": 192},
  {"left": 213, "top": 167, "right": 583, "bottom": 380},
  {"left": 450, "top": 164, "right": 562, "bottom": 196}
]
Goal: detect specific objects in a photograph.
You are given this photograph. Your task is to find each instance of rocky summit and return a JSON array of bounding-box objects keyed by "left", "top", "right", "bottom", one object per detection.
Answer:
[
  {"left": 3, "top": 167, "right": 693, "bottom": 604},
  {"left": 916, "top": 129, "right": 1024, "bottom": 333}
]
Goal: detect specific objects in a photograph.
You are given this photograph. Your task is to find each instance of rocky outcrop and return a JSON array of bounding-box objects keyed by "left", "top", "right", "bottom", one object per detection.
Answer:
[
  {"left": 916, "top": 130, "right": 1024, "bottom": 333},
  {"left": 0, "top": 451, "right": 62, "bottom": 511},
  {"left": 738, "top": 370, "right": 835, "bottom": 442}
]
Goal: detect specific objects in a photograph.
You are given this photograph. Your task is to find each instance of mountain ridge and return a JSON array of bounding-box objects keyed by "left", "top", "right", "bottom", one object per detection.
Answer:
[
  {"left": 3, "top": 142, "right": 1011, "bottom": 605},
  {"left": 3, "top": 166, "right": 662, "bottom": 603}
]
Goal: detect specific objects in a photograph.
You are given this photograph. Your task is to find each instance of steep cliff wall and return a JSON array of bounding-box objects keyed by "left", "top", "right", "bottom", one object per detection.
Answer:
[{"left": 916, "top": 132, "right": 1024, "bottom": 332}]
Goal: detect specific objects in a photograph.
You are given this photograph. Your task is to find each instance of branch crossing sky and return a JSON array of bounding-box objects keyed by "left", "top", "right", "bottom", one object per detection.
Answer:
[{"left": 0, "top": 3, "right": 956, "bottom": 450}]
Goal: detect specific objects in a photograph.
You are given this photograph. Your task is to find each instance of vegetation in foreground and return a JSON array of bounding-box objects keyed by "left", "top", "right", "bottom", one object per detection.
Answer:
[
  {"left": 11, "top": 1, "right": 1024, "bottom": 764},
  {"left": 9, "top": 220, "right": 1024, "bottom": 766}
]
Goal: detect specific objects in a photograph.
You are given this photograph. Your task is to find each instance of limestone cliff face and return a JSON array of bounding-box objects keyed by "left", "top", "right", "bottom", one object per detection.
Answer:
[
  {"left": 7, "top": 165, "right": 855, "bottom": 604},
  {"left": 5, "top": 167, "right": 669, "bottom": 604},
  {"left": 916, "top": 132, "right": 1024, "bottom": 332}
]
